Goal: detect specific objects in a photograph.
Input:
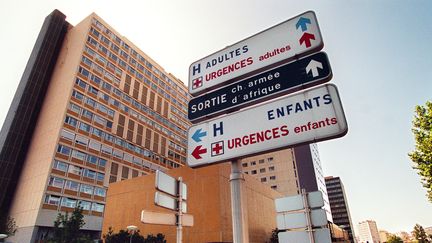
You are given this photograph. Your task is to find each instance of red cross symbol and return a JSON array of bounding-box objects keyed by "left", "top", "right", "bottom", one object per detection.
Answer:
[
  {"left": 211, "top": 141, "right": 224, "bottom": 157},
  {"left": 192, "top": 76, "right": 203, "bottom": 90}
]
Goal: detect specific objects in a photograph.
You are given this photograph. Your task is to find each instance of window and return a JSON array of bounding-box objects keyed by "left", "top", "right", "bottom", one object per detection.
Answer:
[
  {"left": 64, "top": 180, "right": 79, "bottom": 191},
  {"left": 80, "top": 184, "right": 94, "bottom": 194},
  {"left": 271, "top": 185, "right": 278, "bottom": 190},
  {"left": 75, "top": 135, "right": 89, "bottom": 146},
  {"left": 68, "top": 165, "right": 82, "bottom": 175},
  {"left": 269, "top": 166, "right": 275, "bottom": 172},
  {"left": 101, "top": 145, "right": 112, "bottom": 155},
  {"left": 53, "top": 160, "right": 68, "bottom": 172},
  {"left": 45, "top": 195, "right": 61, "bottom": 205},
  {"left": 57, "top": 145, "right": 71, "bottom": 156},
  {"left": 99, "top": 158, "right": 107, "bottom": 167},
  {"left": 259, "top": 159, "right": 264, "bottom": 164},
  {"left": 79, "top": 200, "right": 91, "bottom": 210},
  {"left": 72, "top": 150, "right": 87, "bottom": 161},
  {"left": 69, "top": 103, "right": 81, "bottom": 114},
  {"left": 89, "top": 86, "right": 99, "bottom": 95},
  {"left": 86, "top": 154, "right": 98, "bottom": 165},
  {"left": 242, "top": 163, "right": 248, "bottom": 167},
  {"left": 92, "top": 203, "right": 105, "bottom": 213},
  {"left": 261, "top": 177, "right": 267, "bottom": 182},
  {"left": 270, "top": 176, "right": 276, "bottom": 180},
  {"left": 267, "top": 157, "right": 274, "bottom": 162},
  {"left": 250, "top": 161, "right": 256, "bottom": 166},
  {"left": 79, "top": 122, "right": 91, "bottom": 133},
  {"left": 83, "top": 169, "right": 96, "bottom": 179},
  {"left": 260, "top": 168, "right": 266, "bottom": 173},
  {"left": 65, "top": 116, "right": 78, "bottom": 127},
  {"left": 85, "top": 97, "right": 96, "bottom": 107},
  {"left": 48, "top": 177, "right": 64, "bottom": 188},
  {"left": 91, "top": 127, "right": 103, "bottom": 138},
  {"left": 96, "top": 172, "right": 105, "bottom": 181},
  {"left": 89, "top": 140, "right": 101, "bottom": 151},
  {"left": 94, "top": 187, "right": 106, "bottom": 197},
  {"left": 61, "top": 197, "right": 77, "bottom": 208},
  {"left": 60, "top": 129, "right": 75, "bottom": 140},
  {"left": 251, "top": 170, "right": 257, "bottom": 175},
  {"left": 79, "top": 67, "right": 90, "bottom": 78},
  {"left": 72, "top": 90, "right": 84, "bottom": 100}
]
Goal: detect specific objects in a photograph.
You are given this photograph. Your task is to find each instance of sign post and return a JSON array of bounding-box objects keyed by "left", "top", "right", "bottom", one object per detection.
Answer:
[
  {"left": 152, "top": 171, "right": 193, "bottom": 243},
  {"left": 230, "top": 159, "right": 249, "bottom": 243}
]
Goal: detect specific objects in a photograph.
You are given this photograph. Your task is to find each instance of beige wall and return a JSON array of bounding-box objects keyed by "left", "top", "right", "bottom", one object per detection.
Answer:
[
  {"left": 9, "top": 14, "right": 92, "bottom": 229},
  {"left": 103, "top": 163, "right": 281, "bottom": 243}
]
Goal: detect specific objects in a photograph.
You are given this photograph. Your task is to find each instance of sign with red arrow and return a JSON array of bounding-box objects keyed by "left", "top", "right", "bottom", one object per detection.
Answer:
[
  {"left": 187, "top": 84, "right": 348, "bottom": 167},
  {"left": 189, "top": 11, "right": 323, "bottom": 96}
]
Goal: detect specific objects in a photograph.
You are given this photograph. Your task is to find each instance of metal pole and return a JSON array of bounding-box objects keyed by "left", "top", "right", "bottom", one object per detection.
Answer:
[
  {"left": 177, "top": 177, "right": 183, "bottom": 243},
  {"left": 230, "top": 159, "right": 249, "bottom": 243},
  {"left": 302, "top": 189, "right": 315, "bottom": 243}
]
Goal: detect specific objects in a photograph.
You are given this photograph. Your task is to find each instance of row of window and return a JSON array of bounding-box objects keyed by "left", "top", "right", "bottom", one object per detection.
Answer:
[
  {"left": 74, "top": 73, "right": 188, "bottom": 143},
  {"left": 85, "top": 34, "right": 189, "bottom": 114},
  {"left": 60, "top": 126, "right": 180, "bottom": 170},
  {"left": 57, "top": 144, "right": 107, "bottom": 169},
  {"left": 90, "top": 19, "right": 189, "bottom": 100},
  {"left": 44, "top": 194, "right": 104, "bottom": 213},
  {"left": 244, "top": 166, "right": 276, "bottom": 175},
  {"left": 48, "top": 176, "right": 106, "bottom": 197},
  {"left": 69, "top": 101, "right": 113, "bottom": 130},
  {"left": 53, "top": 159, "right": 105, "bottom": 182},
  {"left": 242, "top": 157, "right": 274, "bottom": 167},
  {"left": 72, "top": 88, "right": 115, "bottom": 117}
]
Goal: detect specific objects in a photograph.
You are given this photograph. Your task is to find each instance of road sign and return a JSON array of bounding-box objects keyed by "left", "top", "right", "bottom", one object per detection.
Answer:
[
  {"left": 187, "top": 84, "right": 347, "bottom": 167},
  {"left": 277, "top": 209, "right": 327, "bottom": 229},
  {"left": 154, "top": 192, "right": 187, "bottom": 213},
  {"left": 188, "top": 52, "right": 332, "bottom": 123},
  {"left": 189, "top": 11, "right": 323, "bottom": 96},
  {"left": 155, "top": 171, "right": 187, "bottom": 200},
  {"left": 275, "top": 191, "right": 324, "bottom": 213},
  {"left": 278, "top": 228, "right": 331, "bottom": 243},
  {"left": 141, "top": 210, "right": 194, "bottom": 227}
]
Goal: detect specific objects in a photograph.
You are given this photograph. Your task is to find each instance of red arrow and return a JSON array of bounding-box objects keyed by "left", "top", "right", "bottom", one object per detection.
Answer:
[
  {"left": 192, "top": 145, "right": 207, "bottom": 159},
  {"left": 299, "top": 32, "right": 315, "bottom": 48}
]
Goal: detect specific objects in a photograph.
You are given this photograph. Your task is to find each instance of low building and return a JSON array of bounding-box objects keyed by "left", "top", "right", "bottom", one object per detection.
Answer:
[{"left": 103, "top": 163, "right": 281, "bottom": 243}]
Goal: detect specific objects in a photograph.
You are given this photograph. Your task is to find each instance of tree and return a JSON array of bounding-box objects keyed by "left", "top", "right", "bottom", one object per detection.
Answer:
[
  {"left": 103, "top": 227, "right": 165, "bottom": 243},
  {"left": 387, "top": 234, "right": 403, "bottom": 243},
  {"left": 0, "top": 216, "right": 17, "bottom": 237},
  {"left": 413, "top": 224, "right": 430, "bottom": 243},
  {"left": 48, "top": 204, "right": 92, "bottom": 243},
  {"left": 409, "top": 101, "right": 432, "bottom": 202},
  {"left": 267, "top": 228, "right": 279, "bottom": 243}
]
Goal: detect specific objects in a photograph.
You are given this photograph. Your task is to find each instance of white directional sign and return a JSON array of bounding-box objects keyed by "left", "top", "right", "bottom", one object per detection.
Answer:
[
  {"left": 189, "top": 11, "right": 323, "bottom": 96},
  {"left": 278, "top": 228, "right": 331, "bottom": 243},
  {"left": 187, "top": 84, "right": 347, "bottom": 167},
  {"left": 275, "top": 191, "right": 324, "bottom": 213},
  {"left": 154, "top": 192, "right": 187, "bottom": 213},
  {"left": 155, "top": 170, "right": 187, "bottom": 200},
  {"left": 141, "top": 210, "right": 194, "bottom": 227},
  {"left": 277, "top": 209, "right": 328, "bottom": 229}
]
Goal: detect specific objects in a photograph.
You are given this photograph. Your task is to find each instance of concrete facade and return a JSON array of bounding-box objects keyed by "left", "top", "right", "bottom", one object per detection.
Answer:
[
  {"left": 103, "top": 163, "right": 281, "bottom": 243},
  {"left": 3, "top": 10, "right": 190, "bottom": 242}
]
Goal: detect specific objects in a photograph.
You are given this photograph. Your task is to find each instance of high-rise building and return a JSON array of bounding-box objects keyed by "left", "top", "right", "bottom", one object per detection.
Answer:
[
  {"left": 358, "top": 220, "right": 381, "bottom": 243},
  {"left": 325, "top": 176, "right": 355, "bottom": 242},
  {"left": 240, "top": 143, "right": 332, "bottom": 221},
  {"left": 0, "top": 10, "right": 190, "bottom": 242}
]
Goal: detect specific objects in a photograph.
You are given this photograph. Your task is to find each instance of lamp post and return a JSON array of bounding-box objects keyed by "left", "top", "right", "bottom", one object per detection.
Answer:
[{"left": 127, "top": 225, "right": 138, "bottom": 243}]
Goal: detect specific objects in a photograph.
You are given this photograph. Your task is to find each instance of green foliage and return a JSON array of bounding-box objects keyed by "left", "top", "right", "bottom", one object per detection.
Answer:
[
  {"left": 0, "top": 216, "right": 17, "bottom": 236},
  {"left": 268, "top": 228, "right": 279, "bottom": 243},
  {"left": 413, "top": 224, "right": 430, "bottom": 243},
  {"left": 409, "top": 101, "right": 432, "bottom": 202},
  {"left": 103, "top": 227, "right": 166, "bottom": 243},
  {"left": 48, "top": 205, "right": 92, "bottom": 243},
  {"left": 387, "top": 234, "right": 403, "bottom": 243}
]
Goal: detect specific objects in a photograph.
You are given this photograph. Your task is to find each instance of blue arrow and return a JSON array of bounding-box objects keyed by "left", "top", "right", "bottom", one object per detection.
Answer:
[
  {"left": 192, "top": 128, "right": 207, "bottom": 142},
  {"left": 296, "top": 17, "right": 311, "bottom": 32}
]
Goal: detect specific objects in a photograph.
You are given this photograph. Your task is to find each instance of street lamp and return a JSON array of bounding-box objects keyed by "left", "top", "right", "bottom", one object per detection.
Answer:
[
  {"left": 0, "top": 234, "right": 7, "bottom": 243},
  {"left": 127, "top": 225, "right": 138, "bottom": 243}
]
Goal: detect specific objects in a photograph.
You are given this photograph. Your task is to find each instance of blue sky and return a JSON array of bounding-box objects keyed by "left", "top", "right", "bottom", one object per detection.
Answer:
[{"left": 0, "top": 0, "right": 431, "bottom": 234}]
